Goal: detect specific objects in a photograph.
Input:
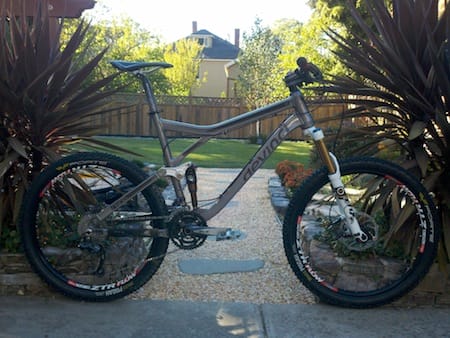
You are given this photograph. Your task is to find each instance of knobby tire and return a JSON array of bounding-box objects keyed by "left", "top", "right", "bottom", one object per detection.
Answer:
[
  {"left": 19, "top": 152, "right": 169, "bottom": 301},
  {"left": 283, "top": 157, "right": 440, "bottom": 308}
]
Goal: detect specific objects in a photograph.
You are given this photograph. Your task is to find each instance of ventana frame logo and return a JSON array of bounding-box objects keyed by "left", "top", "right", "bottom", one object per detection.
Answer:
[{"left": 243, "top": 123, "right": 289, "bottom": 181}]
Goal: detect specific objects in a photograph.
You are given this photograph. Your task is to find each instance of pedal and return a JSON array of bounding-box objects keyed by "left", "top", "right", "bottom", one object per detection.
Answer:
[
  {"left": 188, "top": 226, "right": 246, "bottom": 241},
  {"left": 215, "top": 229, "right": 246, "bottom": 241}
]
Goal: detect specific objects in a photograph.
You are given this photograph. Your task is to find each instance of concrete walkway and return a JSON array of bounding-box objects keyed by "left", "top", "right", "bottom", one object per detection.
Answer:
[{"left": 1, "top": 295, "right": 450, "bottom": 337}]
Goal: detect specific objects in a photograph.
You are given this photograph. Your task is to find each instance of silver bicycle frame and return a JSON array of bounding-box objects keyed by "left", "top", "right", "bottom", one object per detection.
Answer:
[
  {"left": 96, "top": 68, "right": 366, "bottom": 242},
  {"left": 158, "top": 98, "right": 367, "bottom": 241},
  {"left": 148, "top": 89, "right": 315, "bottom": 221},
  {"left": 94, "top": 94, "right": 308, "bottom": 223}
]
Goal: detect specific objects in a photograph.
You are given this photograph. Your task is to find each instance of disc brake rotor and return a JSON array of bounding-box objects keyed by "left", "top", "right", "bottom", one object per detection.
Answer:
[{"left": 338, "top": 212, "right": 379, "bottom": 251}]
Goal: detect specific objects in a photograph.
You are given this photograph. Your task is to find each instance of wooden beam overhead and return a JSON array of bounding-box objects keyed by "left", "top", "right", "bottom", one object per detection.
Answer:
[{"left": 0, "top": 0, "right": 96, "bottom": 18}]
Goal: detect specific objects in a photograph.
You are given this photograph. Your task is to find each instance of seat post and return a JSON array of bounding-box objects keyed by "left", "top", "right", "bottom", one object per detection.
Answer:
[
  {"left": 137, "top": 73, "right": 159, "bottom": 114},
  {"left": 136, "top": 72, "right": 174, "bottom": 168}
]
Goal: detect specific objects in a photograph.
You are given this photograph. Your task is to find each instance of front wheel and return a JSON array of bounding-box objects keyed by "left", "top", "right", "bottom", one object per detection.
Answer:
[
  {"left": 19, "top": 152, "right": 169, "bottom": 301},
  {"left": 283, "top": 157, "right": 440, "bottom": 308}
]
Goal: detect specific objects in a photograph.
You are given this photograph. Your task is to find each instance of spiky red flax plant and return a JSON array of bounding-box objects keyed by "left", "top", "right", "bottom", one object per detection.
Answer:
[
  {"left": 0, "top": 0, "right": 118, "bottom": 251},
  {"left": 314, "top": 0, "right": 450, "bottom": 261}
]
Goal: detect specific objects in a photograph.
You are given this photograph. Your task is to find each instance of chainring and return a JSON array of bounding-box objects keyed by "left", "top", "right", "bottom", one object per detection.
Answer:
[{"left": 169, "top": 210, "right": 207, "bottom": 250}]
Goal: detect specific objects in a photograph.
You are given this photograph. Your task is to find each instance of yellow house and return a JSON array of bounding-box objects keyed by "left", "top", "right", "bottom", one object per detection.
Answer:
[{"left": 189, "top": 22, "right": 241, "bottom": 98}]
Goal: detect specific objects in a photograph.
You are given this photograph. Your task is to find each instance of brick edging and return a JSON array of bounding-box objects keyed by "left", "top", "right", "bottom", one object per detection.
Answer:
[{"left": 0, "top": 253, "right": 57, "bottom": 296}]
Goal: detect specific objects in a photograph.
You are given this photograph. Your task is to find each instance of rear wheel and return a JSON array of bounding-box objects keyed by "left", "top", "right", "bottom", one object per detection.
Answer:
[
  {"left": 283, "top": 157, "right": 440, "bottom": 308},
  {"left": 19, "top": 152, "right": 169, "bottom": 301}
]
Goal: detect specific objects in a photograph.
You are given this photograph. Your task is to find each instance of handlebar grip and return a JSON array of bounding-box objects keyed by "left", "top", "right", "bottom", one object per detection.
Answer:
[
  {"left": 284, "top": 56, "right": 323, "bottom": 89},
  {"left": 297, "top": 57, "right": 308, "bottom": 68}
]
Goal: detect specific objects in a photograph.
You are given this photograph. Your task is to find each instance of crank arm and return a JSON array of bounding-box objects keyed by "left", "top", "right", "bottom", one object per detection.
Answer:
[{"left": 187, "top": 225, "right": 245, "bottom": 241}]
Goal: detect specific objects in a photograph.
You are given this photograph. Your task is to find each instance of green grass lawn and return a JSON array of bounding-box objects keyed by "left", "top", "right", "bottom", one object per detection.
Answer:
[{"left": 75, "top": 136, "right": 312, "bottom": 169}]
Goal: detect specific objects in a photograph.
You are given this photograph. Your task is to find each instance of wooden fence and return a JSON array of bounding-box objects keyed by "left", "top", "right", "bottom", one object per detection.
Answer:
[{"left": 93, "top": 93, "right": 350, "bottom": 140}]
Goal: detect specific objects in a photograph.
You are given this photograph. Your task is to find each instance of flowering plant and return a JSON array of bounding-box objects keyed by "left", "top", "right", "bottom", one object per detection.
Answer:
[{"left": 275, "top": 160, "right": 313, "bottom": 190}]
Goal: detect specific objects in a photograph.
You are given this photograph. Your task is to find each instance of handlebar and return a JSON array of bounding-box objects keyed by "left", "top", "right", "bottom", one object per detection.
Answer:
[
  {"left": 284, "top": 57, "right": 323, "bottom": 90},
  {"left": 111, "top": 57, "right": 322, "bottom": 92}
]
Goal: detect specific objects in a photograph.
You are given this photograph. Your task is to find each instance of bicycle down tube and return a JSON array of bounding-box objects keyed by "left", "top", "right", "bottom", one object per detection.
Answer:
[{"left": 165, "top": 113, "right": 303, "bottom": 221}]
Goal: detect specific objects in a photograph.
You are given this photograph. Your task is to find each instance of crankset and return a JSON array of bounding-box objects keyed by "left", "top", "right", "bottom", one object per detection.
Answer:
[
  {"left": 169, "top": 210, "right": 207, "bottom": 249},
  {"left": 169, "top": 210, "right": 245, "bottom": 250}
]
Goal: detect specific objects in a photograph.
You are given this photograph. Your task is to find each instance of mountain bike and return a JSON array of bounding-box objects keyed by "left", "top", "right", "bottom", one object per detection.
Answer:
[{"left": 19, "top": 57, "right": 440, "bottom": 308}]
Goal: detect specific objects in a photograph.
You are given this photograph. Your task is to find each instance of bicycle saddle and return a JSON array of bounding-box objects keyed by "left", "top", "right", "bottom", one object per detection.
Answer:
[{"left": 110, "top": 60, "right": 173, "bottom": 72}]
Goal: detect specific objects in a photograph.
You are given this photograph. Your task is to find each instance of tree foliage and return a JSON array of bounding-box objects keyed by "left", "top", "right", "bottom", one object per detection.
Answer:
[
  {"left": 237, "top": 19, "right": 284, "bottom": 109},
  {"left": 61, "top": 15, "right": 170, "bottom": 93},
  {"left": 69, "top": 3, "right": 360, "bottom": 99},
  {"left": 308, "top": 0, "right": 387, "bottom": 33},
  {"left": 61, "top": 15, "right": 208, "bottom": 96},
  {"left": 273, "top": 15, "right": 345, "bottom": 80},
  {"left": 302, "top": 0, "right": 394, "bottom": 77},
  {"left": 272, "top": 19, "right": 303, "bottom": 72},
  {"left": 237, "top": 11, "right": 349, "bottom": 106},
  {"left": 163, "top": 39, "right": 204, "bottom": 96}
]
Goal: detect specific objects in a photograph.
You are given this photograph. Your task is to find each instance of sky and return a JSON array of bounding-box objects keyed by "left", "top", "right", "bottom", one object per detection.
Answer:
[{"left": 85, "top": 0, "right": 313, "bottom": 43}]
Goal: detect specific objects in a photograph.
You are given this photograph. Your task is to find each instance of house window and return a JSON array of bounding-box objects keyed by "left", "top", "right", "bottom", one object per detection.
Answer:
[{"left": 196, "top": 35, "right": 212, "bottom": 48}]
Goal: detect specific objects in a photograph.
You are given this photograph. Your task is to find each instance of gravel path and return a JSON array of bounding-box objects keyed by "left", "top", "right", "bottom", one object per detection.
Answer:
[{"left": 130, "top": 168, "right": 315, "bottom": 304}]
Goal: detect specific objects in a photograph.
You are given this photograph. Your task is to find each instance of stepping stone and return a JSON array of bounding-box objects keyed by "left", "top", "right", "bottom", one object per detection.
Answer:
[{"left": 178, "top": 258, "right": 264, "bottom": 275}]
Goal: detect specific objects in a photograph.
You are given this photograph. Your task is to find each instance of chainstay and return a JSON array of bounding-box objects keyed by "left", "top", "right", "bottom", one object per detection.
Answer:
[{"left": 145, "top": 246, "right": 184, "bottom": 262}]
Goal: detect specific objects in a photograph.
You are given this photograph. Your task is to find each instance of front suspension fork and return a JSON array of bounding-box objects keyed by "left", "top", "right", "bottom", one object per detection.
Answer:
[{"left": 305, "top": 127, "right": 368, "bottom": 242}]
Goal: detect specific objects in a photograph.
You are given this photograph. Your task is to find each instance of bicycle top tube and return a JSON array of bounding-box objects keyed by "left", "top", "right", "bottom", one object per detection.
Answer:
[
  {"left": 110, "top": 60, "right": 173, "bottom": 72},
  {"left": 110, "top": 59, "right": 319, "bottom": 137},
  {"left": 161, "top": 98, "right": 292, "bottom": 137}
]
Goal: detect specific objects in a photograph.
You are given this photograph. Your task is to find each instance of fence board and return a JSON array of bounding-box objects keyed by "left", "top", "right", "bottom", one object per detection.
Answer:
[{"left": 95, "top": 93, "right": 348, "bottom": 140}]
